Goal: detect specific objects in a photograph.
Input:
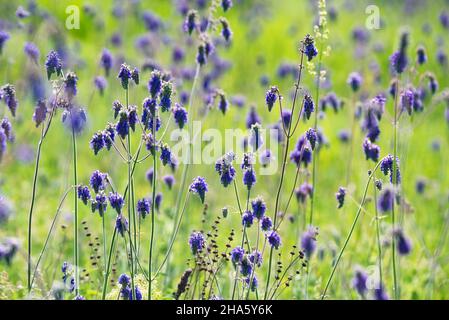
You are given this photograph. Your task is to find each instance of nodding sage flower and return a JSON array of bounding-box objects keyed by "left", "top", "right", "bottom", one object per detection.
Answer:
[
  {"left": 303, "top": 95, "right": 314, "bottom": 120},
  {"left": 378, "top": 187, "right": 394, "bottom": 213},
  {"left": 261, "top": 216, "right": 273, "bottom": 231},
  {"left": 267, "top": 231, "right": 281, "bottom": 249},
  {"left": 390, "top": 33, "right": 409, "bottom": 74},
  {"left": 281, "top": 109, "right": 292, "bottom": 127},
  {"left": 104, "top": 123, "right": 115, "bottom": 150},
  {"left": 189, "top": 176, "right": 208, "bottom": 203},
  {"left": 241, "top": 152, "right": 254, "bottom": 170},
  {"left": 222, "top": 0, "right": 233, "bottom": 11},
  {"left": 220, "top": 18, "right": 232, "bottom": 42},
  {"left": 246, "top": 106, "right": 261, "bottom": 129},
  {"left": 163, "top": 175, "right": 175, "bottom": 189},
  {"left": 295, "top": 183, "right": 313, "bottom": 203},
  {"left": 24, "top": 42, "right": 39, "bottom": 64},
  {"left": 245, "top": 275, "right": 258, "bottom": 292},
  {"left": 189, "top": 231, "right": 205, "bottom": 255},
  {"left": 416, "top": 46, "right": 427, "bottom": 65},
  {"left": 242, "top": 210, "right": 254, "bottom": 227},
  {"left": 64, "top": 72, "right": 78, "bottom": 98},
  {"left": 215, "top": 152, "right": 236, "bottom": 187},
  {"left": 259, "top": 149, "right": 273, "bottom": 167},
  {"left": 137, "top": 198, "right": 151, "bottom": 219},
  {"left": 374, "top": 284, "right": 389, "bottom": 300},
  {"left": 347, "top": 72, "right": 362, "bottom": 92},
  {"left": 184, "top": 10, "right": 198, "bottom": 35},
  {"left": 394, "top": 228, "right": 412, "bottom": 255},
  {"left": 0, "top": 130, "right": 6, "bottom": 161},
  {"left": 127, "top": 105, "right": 138, "bottom": 131},
  {"left": 301, "top": 226, "right": 318, "bottom": 258},
  {"left": 89, "top": 170, "right": 107, "bottom": 193},
  {"left": 118, "top": 63, "right": 132, "bottom": 89},
  {"left": 108, "top": 192, "right": 124, "bottom": 214},
  {"left": 33, "top": 100, "right": 47, "bottom": 127},
  {"left": 306, "top": 128, "right": 318, "bottom": 150},
  {"left": 77, "top": 185, "right": 91, "bottom": 205},
  {"left": 45, "top": 50, "right": 62, "bottom": 80},
  {"left": 155, "top": 193, "right": 162, "bottom": 211},
  {"left": 251, "top": 197, "right": 266, "bottom": 219},
  {"left": 426, "top": 73, "right": 438, "bottom": 95},
  {"left": 1, "top": 84, "right": 18, "bottom": 117},
  {"left": 113, "top": 100, "right": 123, "bottom": 119},
  {"left": 265, "top": 86, "right": 278, "bottom": 112},
  {"left": 1, "top": 118, "right": 12, "bottom": 140},
  {"left": 115, "top": 214, "right": 129, "bottom": 237},
  {"left": 380, "top": 154, "right": 401, "bottom": 184},
  {"left": 363, "top": 138, "right": 380, "bottom": 162},
  {"left": 290, "top": 135, "right": 312, "bottom": 167},
  {"left": 196, "top": 43, "right": 207, "bottom": 66},
  {"left": 0, "top": 31, "right": 10, "bottom": 54},
  {"left": 131, "top": 68, "right": 139, "bottom": 85},
  {"left": 173, "top": 103, "right": 188, "bottom": 129},
  {"left": 144, "top": 132, "right": 157, "bottom": 155},
  {"left": 148, "top": 70, "right": 162, "bottom": 98},
  {"left": 249, "top": 123, "right": 264, "bottom": 151},
  {"left": 94, "top": 76, "right": 107, "bottom": 95},
  {"left": 303, "top": 34, "right": 318, "bottom": 61},
  {"left": 230, "top": 246, "right": 244, "bottom": 264},
  {"left": 352, "top": 268, "right": 368, "bottom": 298},
  {"left": 249, "top": 250, "right": 262, "bottom": 267},
  {"left": 100, "top": 48, "right": 113, "bottom": 76},
  {"left": 160, "top": 144, "right": 173, "bottom": 166},
  {"left": 243, "top": 169, "right": 256, "bottom": 190},
  {"left": 415, "top": 178, "right": 426, "bottom": 194},
  {"left": 240, "top": 256, "right": 252, "bottom": 276},
  {"left": 62, "top": 108, "right": 87, "bottom": 134},
  {"left": 160, "top": 82, "right": 173, "bottom": 112},
  {"left": 218, "top": 92, "right": 228, "bottom": 114},
  {"left": 335, "top": 187, "right": 346, "bottom": 209},
  {"left": 90, "top": 131, "right": 106, "bottom": 155},
  {"left": 91, "top": 192, "right": 107, "bottom": 217},
  {"left": 400, "top": 89, "right": 414, "bottom": 116},
  {"left": 116, "top": 109, "right": 129, "bottom": 139}
]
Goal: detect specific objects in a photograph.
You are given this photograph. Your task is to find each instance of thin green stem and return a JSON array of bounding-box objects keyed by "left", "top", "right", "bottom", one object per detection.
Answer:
[
  {"left": 102, "top": 228, "right": 117, "bottom": 299},
  {"left": 373, "top": 174, "right": 383, "bottom": 285},
  {"left": 71, "top": 119, "right": 79, "bottom": 297},
  {"left": 321, "top": 160, "right": 382, "bottom": 299},
  {"left": 391, "top": 77, "right": 401, "bottom": 300}
]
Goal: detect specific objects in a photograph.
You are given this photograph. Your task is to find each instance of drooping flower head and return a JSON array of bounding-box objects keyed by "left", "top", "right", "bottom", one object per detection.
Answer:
[
  {"left": 335, "top": 187, "right": 346, "bottom": 209},
  {"left": 173, "top": 103, "right": 188, "bottom": 129},
  {"left": 380, "top": 154, "right": 401, "bottom": 184},
  {"left": 219, "top": 18, "right": 232, "bottom": 42},
  {"left": 118, "top": 63, "right": 132, "bottom": 89},
  {"left": 230, "top": 246, "right": 244, "bottom": 264},
  {"left": 0, "top": 31, "right": 10, "bottom": 54},
  {"left": 108, "top": 192, "right": 124, "bottom": 214},
  {"left": 303, "top": 34, "right": 318, "bottom": 61},
  {"left": 394, "top": 228, "right": 412, "bottom": 255},
  {"left": 1, "top": 84, "right": 18, "bottom": 117},
  {"left": 62, "top": 107, "right": 87, "bottom": 134},
  {"left": 184, "top": 10, "right": 198, "bottom": 35},
  {"left": 347, "top": 72, "right": 362, "bottom": 92},
  {"left": 77, "top": 185, "right": 91, "bottom": 205},
  {"left": 189, "top": 176, "right": 208, "bottom": 203},
  {"left": 189, "top": 231, "right": 205, "bottom": 255},
  {"left": 215, "top": 152, "right": 236, "bottom": 187},
  {"left": 100, "top": 48, "right": 113, "bottom": 76},
  {"left": 160, "top": 81, "right": 173, "bottom": 112},
  {"left": 24, "top": 42, "right": 40, "bottom": 63},
  {"left": 303, "top": 95, "right": 314, "bottom": 120},
  {"left": 45, "top": 50, "right": 62, "bottom": 80},
  {"left": 251, "top": 197, "right": 266, "bottom": 220},
  {"left": 363, "top": 138, "right": 380, "bottom": 162},
  {"left": 221, "top": 0, "right": 233, "bottom": 12},
  {"left": 378, "top": 187, "right": 394, "bottom": 213},
  {"left": 91, "top": 192, "right": 107, "bottom": 217},
  {"left": 267, "top": 231, "right": 281, "bottom": 249},
  {"left": 352, "top": 268, "right": 368, "bottom": 298},
  {"left": 89, "top": 170, "right": 107, "bottom": 193},
  {"left": 301, "top": 226, "right": 318, "bottom": 258},
  {"left": 242, "top": 210, "right": 254, "bottom": 228},
  {"left": 115, "top": 214, "right": 129, "bottom": 237},
  {"left": 64, "top": 72, "right": 78, "bottom": 98},
  {"left": 137, "top": 198, "right": 151, "bottom": 219},
  {"left": 265, "top": 86, "right": 278, "bottom": 112},
  {"left": 261, "top": 216, "right": 273, "bottom": 231},
  {"left": 33, "top": 100, "right": 47, "bottom": 127},
  {"left": 148, "top": 70, "right": 162, "bottom": 98}
]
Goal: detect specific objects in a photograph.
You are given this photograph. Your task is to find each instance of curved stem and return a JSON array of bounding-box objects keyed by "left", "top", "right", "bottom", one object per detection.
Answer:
[
  {"left": 321, "top": 160, "right": 381, "bottom": 299},
  {"left": 102, "top": 228, "right": 117, "bottom": 299},
  {"left": 71, "top": 119, "right": 79, "bottom": 297}
]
